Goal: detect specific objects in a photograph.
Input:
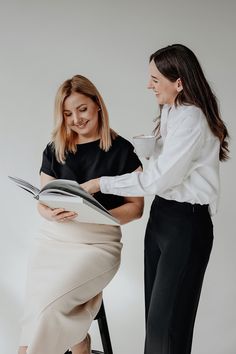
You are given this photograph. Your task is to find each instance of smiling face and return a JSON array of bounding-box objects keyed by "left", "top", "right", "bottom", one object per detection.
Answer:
[
  {"left": 147, "top": 59, "right": 182, "bottom": 106},
  {"left": 63, "top": 92, "right": 100, "bottom": 143}
]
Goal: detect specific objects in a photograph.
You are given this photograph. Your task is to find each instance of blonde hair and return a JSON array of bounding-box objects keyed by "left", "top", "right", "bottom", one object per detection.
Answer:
[{"left": 51, "top": 75, "right": 117, "bottom": 163}]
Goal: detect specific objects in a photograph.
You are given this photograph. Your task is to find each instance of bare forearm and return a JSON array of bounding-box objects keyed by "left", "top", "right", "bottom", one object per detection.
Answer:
[{"left": 109, "top": 201, "right": 143, "bottom": 225}]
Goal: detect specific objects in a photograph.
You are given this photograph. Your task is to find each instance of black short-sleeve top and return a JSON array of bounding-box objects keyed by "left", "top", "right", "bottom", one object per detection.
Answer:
[{"left": 40, "top": 135, "right": 142, "bottom": 210}]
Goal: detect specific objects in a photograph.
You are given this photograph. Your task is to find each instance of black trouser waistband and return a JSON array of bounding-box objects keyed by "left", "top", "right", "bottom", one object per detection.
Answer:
[{"left": 154, "top": 195, "right": 209, "bottom": 214}]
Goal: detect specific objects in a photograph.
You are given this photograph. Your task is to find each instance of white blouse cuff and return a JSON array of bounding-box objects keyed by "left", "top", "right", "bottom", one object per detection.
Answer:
[{"left": 100, "top": 176, "right": 114, "bottom": 194}]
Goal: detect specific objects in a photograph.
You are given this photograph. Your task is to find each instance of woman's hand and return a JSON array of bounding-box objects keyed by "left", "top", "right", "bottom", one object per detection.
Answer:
[
  {"left": 80, "top": 178, "right": 101, "bottom": 194},
  {"left": 37, "top": 203, "right": 77, "bottom": 222}
]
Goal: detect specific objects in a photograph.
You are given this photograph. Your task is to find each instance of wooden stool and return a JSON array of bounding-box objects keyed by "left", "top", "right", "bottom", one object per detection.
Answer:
[{"left": 64, "top": 301, "right": 113, "bottom": 354}]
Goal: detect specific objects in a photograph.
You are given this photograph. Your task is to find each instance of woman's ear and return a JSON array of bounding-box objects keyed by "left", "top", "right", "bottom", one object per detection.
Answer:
[{"left": 176, "top": 78, "right": 183, "bottom": 92}]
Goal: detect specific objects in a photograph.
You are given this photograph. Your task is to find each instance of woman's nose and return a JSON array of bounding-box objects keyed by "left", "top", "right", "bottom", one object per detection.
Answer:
[
  {"left": 147, "top": 79, "right": 153, "bottom": 89},
  {"left": 72, "top": 112, "right": 80, "bottom": 124}
]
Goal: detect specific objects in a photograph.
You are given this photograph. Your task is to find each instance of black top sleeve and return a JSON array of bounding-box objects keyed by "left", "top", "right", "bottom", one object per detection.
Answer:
[
  {"left": 117, "top": 139, "right": 141, "bottom": 174},
  {"left": 40, "top": 143, "right": 56, "bottom": 177}
]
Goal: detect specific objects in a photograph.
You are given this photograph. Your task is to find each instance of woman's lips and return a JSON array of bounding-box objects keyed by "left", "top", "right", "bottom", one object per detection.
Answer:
[{"left": 74, "top": 120, "right": 89, "bottom": 128}]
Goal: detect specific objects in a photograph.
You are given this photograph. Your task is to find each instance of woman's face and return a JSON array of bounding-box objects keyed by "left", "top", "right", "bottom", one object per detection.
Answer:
[
  {"left": 63, "top": 92, "right": 100, "bottom": 142},
  {"left": 147, "top": 59, "right": 182, "bottom": 105}
]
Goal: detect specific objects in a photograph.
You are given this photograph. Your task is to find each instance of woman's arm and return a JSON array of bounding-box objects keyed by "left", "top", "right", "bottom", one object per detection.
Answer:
[
  {"left": 37, "top": 172, "right": 77, "bottom": 222},
  {"left": 81, "top": 111, "right": 204, "bottom": 197},
  {"left": 81, "top": 166, "right": 144, "bottom": 225},
  {"left": 108, "top": 196, "right": 144, "bottom": 225},
  {"left": 40, "top": 171, "right": 56, "bottom": 187}
]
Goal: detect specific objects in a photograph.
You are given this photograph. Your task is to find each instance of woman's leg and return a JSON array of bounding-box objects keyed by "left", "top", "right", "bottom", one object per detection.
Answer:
[
  {"left": 19, "top": 221, "right": 121, "bottom": 354},
  {"left": 144, "top": 213, "right": 161, "bottom": 322},
  {"left": 144, "top": 199, "right": 213, "bottom": 354},
  {"left": 17, "top": 338, "right": 91, "bottom": 354},
  {"left": 71, "top": 334, "right": 91, "bottom": 354}
]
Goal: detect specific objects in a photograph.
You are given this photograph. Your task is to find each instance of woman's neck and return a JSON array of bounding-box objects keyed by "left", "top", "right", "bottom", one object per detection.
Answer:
[{"left": 76, "top": 134, "right": 100, "bottom": 145}]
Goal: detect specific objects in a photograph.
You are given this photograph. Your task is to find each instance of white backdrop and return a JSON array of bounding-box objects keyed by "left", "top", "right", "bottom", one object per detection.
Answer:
[{"left": 0, "top": 1, "right": 235, "bottom": 354}]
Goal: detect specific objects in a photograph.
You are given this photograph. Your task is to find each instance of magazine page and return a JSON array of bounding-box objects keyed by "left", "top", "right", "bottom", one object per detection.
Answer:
[
  {"left": 41, "top": 179, "right": 109, "bottom": 214},
  {"left": 39, "top": 194, "right": 120, "bottom": 225},
  {"left": 8, "top": 176, "right": 40, "bottom": 196}
]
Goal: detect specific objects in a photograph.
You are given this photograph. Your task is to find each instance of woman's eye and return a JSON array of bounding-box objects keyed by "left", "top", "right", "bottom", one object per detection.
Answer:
[
  {"left": 64, "top": 112, "right": 71, "bottom": 117},
  {"left": 79, "top": 107, "right": 87, "bottom": 112},
  {"left": 153, "top": 79, "right": 159, "bottom": 83}
]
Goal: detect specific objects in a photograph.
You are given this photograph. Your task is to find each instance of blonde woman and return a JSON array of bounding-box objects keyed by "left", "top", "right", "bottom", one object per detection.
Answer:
[{"left": 18, "top": 75, "right": 144, "bottom": 354}]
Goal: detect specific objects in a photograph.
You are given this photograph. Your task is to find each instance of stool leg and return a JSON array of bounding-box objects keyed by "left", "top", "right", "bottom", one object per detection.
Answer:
[
  {"left": 97, "top": 307, "right": 113, "bottom": 354},
  {"left": 65, "top": 301, "right": 113, "bottom": 354}
]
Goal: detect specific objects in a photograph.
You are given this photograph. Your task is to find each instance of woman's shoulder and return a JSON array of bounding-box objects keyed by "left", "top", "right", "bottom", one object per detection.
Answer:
[
  {"left": 171, "top": 104, "right": 205, "bottom": 129},
  {"left": 109, "top": 134, "right": 141, "bottom": 170},
  {"left": 42, "top": 142, "right": 56, "bottom": 157},
  {"left": 175, "top": 104, "right": 202, "bottom": 117},
  {"left": 44, "top": 141, "right": 54, "bottom": 151},
  {"left": 111, "top": 135, "right": 134, "bottom": 150}
]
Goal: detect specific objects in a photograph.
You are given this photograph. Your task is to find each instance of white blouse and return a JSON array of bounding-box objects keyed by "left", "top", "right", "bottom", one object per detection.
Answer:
[{"left": 101, "top": 104, "right": 220, "bottom": 215}]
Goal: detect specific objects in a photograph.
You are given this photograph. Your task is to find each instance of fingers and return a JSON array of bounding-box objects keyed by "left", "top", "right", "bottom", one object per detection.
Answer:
[
  {"left": 54, "top": 211, "right": 78, "bottom": 222},
  {"left": 51, "top": 208, "right": 65, "bottom": 217},
  {"left": 37, "top": 203, "right": 78, "bottom": 222},
  {"left": 58, "top": 215, "right": 77, "bottom": 223}
]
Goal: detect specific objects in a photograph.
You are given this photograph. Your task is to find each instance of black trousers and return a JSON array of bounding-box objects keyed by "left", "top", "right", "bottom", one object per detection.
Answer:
[{"left": 144, "top": 196, "right": 213, "bottom": 354}]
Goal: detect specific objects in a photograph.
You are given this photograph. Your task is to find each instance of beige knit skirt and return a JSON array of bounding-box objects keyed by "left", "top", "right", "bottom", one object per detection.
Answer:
[{"left": 19, "top": 219, "right": 122, "bottom": 354}]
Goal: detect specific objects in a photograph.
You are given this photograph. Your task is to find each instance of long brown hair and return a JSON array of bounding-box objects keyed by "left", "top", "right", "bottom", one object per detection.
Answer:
[
  {"left": 52, "top": 75, "right": 117, "bottom": 163},
  {"left": 150, "top": 44, "right": 229, "bottom": 161}
]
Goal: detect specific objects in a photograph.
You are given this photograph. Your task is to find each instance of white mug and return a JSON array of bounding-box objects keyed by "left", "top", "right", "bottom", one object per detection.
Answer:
[{"left": 132, "top": 135, "right": 156, "bottom": 159}]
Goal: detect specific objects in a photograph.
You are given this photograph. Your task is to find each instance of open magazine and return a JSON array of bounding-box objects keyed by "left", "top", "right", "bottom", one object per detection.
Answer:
[{"left": 8, "top": 176, "right": 120, "bottom": 226}]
